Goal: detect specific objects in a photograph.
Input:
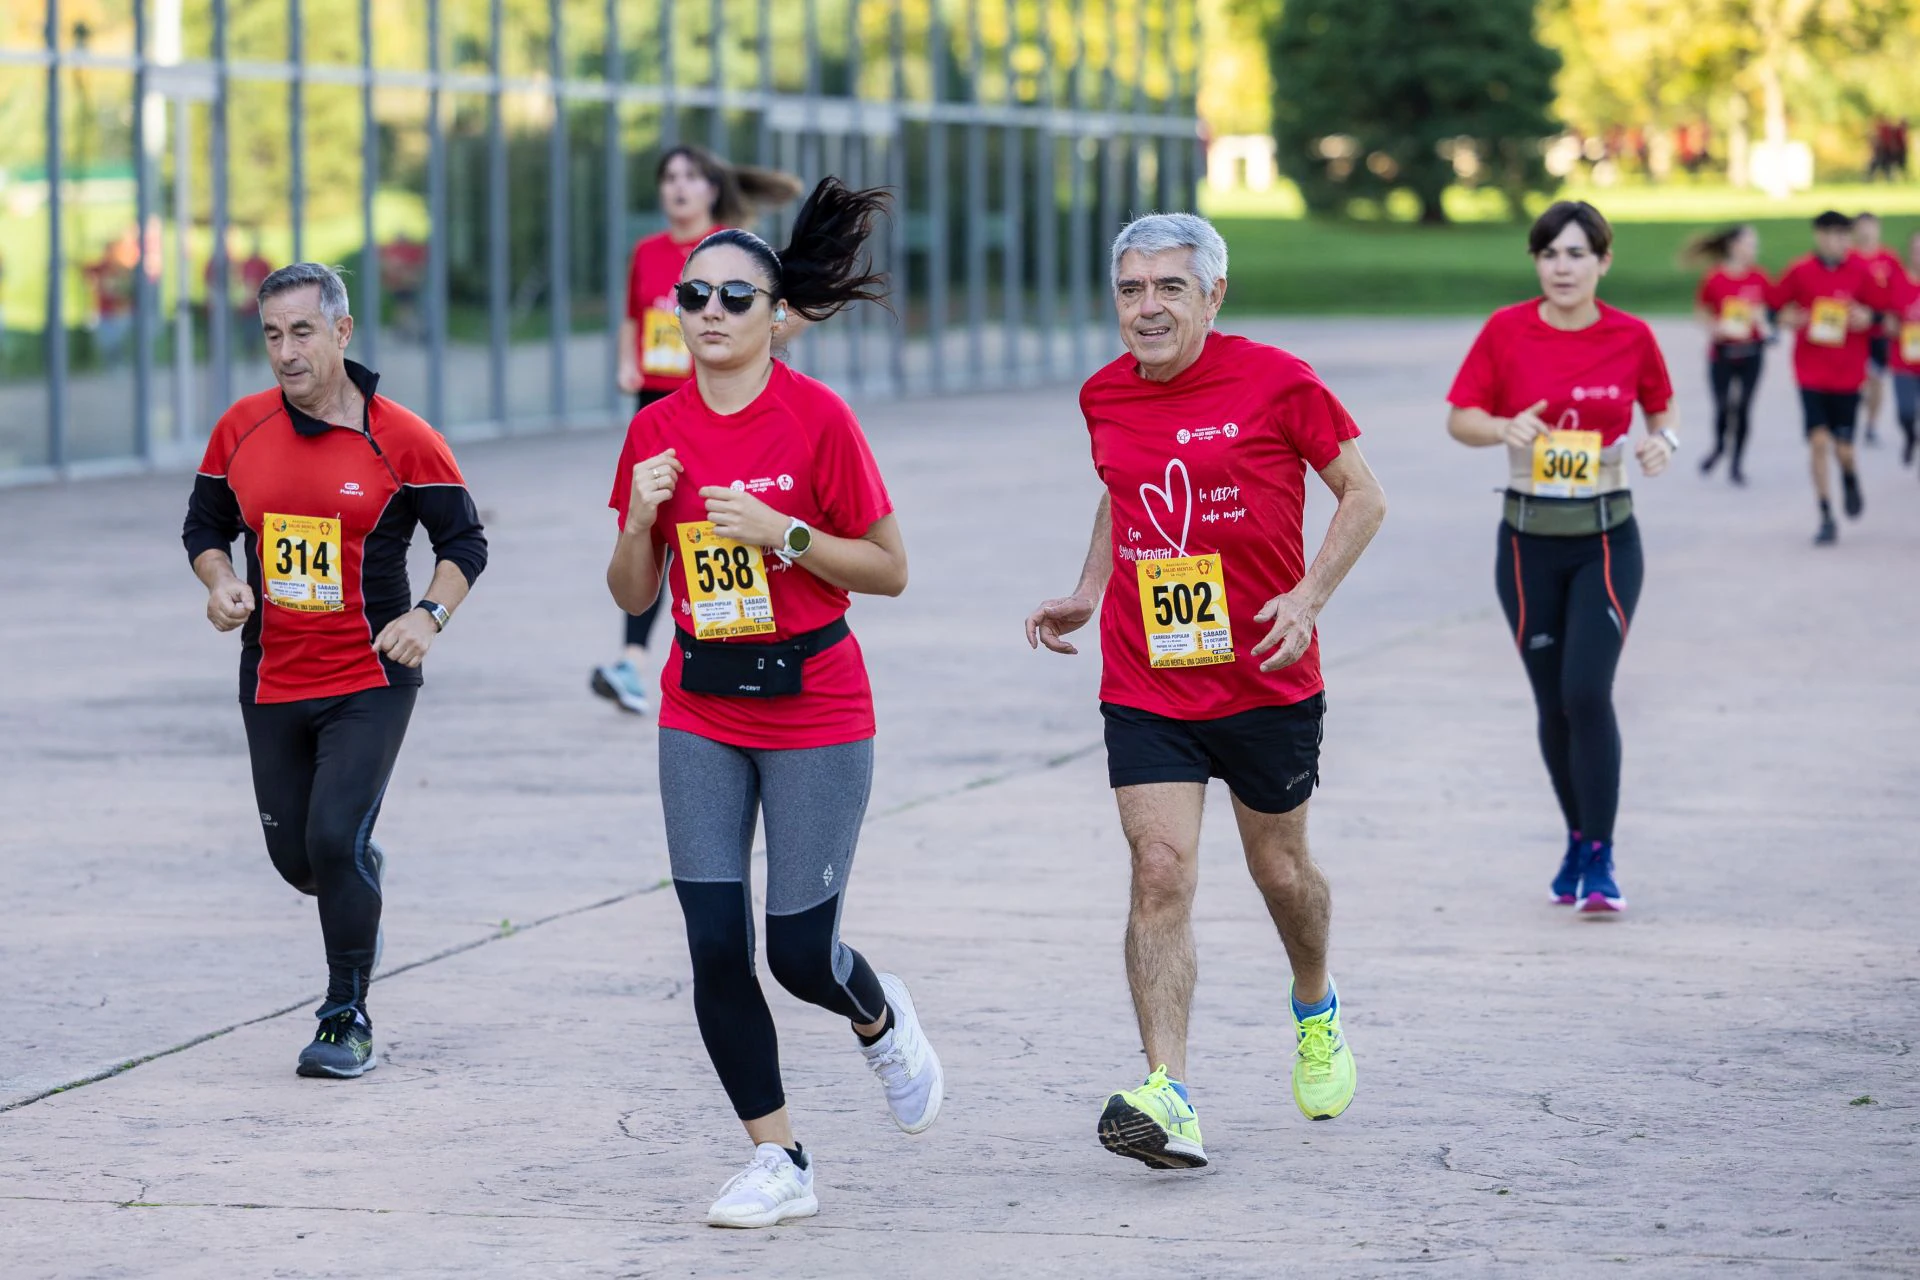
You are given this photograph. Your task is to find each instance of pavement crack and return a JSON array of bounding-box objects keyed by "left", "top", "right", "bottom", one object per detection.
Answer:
[
  {"left": 1436, "top": 1144, "right": 1506, "bottom": 1182},
  {"left": 1536, "top": 1092, "right": 1616, "bottom": 1133}
]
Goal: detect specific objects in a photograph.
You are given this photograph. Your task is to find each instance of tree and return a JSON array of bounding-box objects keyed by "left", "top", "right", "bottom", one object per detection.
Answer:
[{"left": 1267, "top": 0, "right": 1560, "bottom": 222}]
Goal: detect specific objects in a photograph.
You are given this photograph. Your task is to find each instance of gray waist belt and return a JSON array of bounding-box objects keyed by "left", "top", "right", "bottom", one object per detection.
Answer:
[{"left": 1503, "top": 489, "right": 1633, "bottom": 537}]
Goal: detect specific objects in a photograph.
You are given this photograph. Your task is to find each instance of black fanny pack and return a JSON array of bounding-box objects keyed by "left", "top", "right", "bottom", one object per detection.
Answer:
[{"left": 674, "top": 618, "right": 851, "bottom": 698}]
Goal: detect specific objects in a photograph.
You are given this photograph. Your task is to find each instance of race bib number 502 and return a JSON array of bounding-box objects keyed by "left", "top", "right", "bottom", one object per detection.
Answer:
[
  {"left": 263, "top": 513, "right": 343, "bottom": 612},
  {"left": 1136, "top": 554, "right": 1234, "bottom": 668}
]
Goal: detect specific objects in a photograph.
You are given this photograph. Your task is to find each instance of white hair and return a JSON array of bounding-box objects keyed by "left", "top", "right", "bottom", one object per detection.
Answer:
[
  {"left": 1109, "top": 213, "right": 1228, "bottom": 290},
  {"left": 257, "top": 261, "right": 352, "bottom": 324}
]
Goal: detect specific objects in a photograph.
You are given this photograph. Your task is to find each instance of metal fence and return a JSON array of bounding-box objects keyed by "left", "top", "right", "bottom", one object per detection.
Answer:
[{"left": 0, "top": 0, "right": 1201, "bottom": 483}]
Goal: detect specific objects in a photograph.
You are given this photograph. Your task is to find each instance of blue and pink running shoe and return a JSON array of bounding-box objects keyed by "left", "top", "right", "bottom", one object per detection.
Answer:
[{"left": 1576, "top": 842, "right": 1626, "bottom": 916}]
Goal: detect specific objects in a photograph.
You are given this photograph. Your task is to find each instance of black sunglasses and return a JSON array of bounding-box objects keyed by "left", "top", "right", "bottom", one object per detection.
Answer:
[{"left": 675, "top": 279, "right": 771, "bottom": 315}]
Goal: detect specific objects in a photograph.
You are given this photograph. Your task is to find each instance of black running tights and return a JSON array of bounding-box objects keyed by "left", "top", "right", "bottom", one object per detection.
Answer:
[
  {"left": 1494, "top": 518, "right": 1644, "bottom": 845},
  {"left": 239, "top": 685, "right": 416, "bottom": 1008},
  {"left": 1708, "top": 353, "right": 1762, "bottom": 471}
]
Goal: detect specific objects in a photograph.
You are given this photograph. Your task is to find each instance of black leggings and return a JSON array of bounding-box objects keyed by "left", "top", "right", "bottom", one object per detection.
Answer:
[
  {"left": 239, "top": 685, "right": 416, "bottom": 1008},
  {"left": 621, "top": 387, "right": 674, "bottom": 650},
  {"left": 1494, "top": 518, "right": 1644, "bottom": 845},
  {"left": 1708, "top": 352, "right": 1763, "bottom": 470}
]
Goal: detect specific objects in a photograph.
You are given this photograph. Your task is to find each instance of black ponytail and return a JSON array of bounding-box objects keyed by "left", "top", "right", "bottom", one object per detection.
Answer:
[
  {"left": 1683, "top": 224, "right": 1749, "bottom": 268},
  {"left": 694, "top": 177, "right": 893, "bottom": 322}
]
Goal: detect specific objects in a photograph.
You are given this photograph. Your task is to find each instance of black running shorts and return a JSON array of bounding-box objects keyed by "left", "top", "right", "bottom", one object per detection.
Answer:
[
  {"left": 1101, "top": 694, "right": 1326, "bottom": 815},
  {"left": 1800, "top": 388, "right": 1862, "bottom": 443}
]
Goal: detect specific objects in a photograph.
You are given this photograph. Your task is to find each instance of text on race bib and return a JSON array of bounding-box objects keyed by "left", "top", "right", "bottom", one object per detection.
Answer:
[
  {"left": 1808, "top": 297, "right": 1850, "bottom": 348},
  {"left": 676, "top": 521, "right": 777, "bottom": 639},
  {"left": 1902, "top": 322, "right": 1920, "bottom": 365},
  {"left": 642, "top": 307, "right": 691, "bottom": 377},
  {"left": 1136, "top": 554, "right": 1235, "bottom": 669},
  {"left": 1531, "top": 430, "right": 1603, "bottom": 499},
  {"left": 1717, "top": 296, "right": 1756, "bottom": 339},
  {"left": 263, "top": 513, "right": 343, "bottom": 612}
]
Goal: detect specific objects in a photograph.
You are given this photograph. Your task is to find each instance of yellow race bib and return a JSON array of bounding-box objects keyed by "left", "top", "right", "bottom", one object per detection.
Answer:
[
  {"left": 677, "top": 521, "right": 776, "bottom": 639},
  {"left": 262, "top": 513, "right": 344, "bottom": 612},
  {"left": 1902, "top": 322, "right": 1920, "bottom": 365},
  {"left": 1808, "top": 297, "right": 1850, "bottom": 348},
  {"left": 1136, "top": 554, "right": 1234, "bottom": 668},
  {"left": 1718, "top": 296, "right": 1755, "bottom": 340},
  {"left": 642, "top": 306, "right": 690, "bottom": 377},
  {"left": 1531, "top": 430, "right": 1603, "bottom": 499}
]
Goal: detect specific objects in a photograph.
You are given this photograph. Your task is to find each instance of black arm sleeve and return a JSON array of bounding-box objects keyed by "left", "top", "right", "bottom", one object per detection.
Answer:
[
  {"left": 182, "top": 474, "right": 244, "bottom": 566},
  {"left": 411, "top": 485, "right": 489, "bottom": 586}
]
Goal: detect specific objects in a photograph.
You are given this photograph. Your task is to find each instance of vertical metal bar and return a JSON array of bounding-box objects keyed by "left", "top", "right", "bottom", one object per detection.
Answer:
[
  {"left": 359, "top": 0, "right": 380, "bottom": 369},
  {"left": 1160, "top": 0, "right": 1178, "bottom": 210},
  {"left": 926, "top": 0, "right": 947, "bottom": 393},
  {"left": 1000, "top": 0, "right": 1020, "bottom": 384},
  {"left": 1068, "top": 0, "right": 1088, "bottom": 376},
  {"left": 1188, "top": 0, "right": 1202, "bottom": 211},
  {"left": 134, "top": 0, "right": 154, "bottom": 460},
  {"left": 426, "top": 0, "right": 447, "bottom": 427},
  {"left": 290, "top": 0, "right": 305, "bottom": 261},
  {"left": 661, "top": 0, "right": 677, "bottom": 147},
  {"left": 45, "top": 0, "right": 65, "bottom": 469},
  {"left": 1099, "top": 0, "right": 1120, "bottom": 290},
  {"left": 710, "top": 0, "right": 727, "bottom": 152},
  {"left": 1133, "top": 0, "right": 1148, "bottom": 213},
  {"left": 845, "top": 0, "right": 865, "bottom": 393},
  {"left": 802, "top": 0, "right": 820, "bottom": 184},
  {"left": 210, "top": 0, "right": 231, "bottom": 411},
  {"left": 606, "top": 0, "right": 624, "bottom": 411},
  {"left": 757, "top": 0, "right": 772, "bottom": 165},
  {"left": 173, "top": 101, "right": 193, "bottom": 445},
  {"left": 887, "top": 0, "right": 906, "bottom": 395},
  {"left": 487, "top": 0, "right": 507, "bottom": 426},
  {"left": 964, "top": 0, "right": 983, "bottom": 382},
  {"left": 548, "top": 0, "right": 568, "bottom": 423},
  {"left": 1036, "top": 0, "right": 1055, "bottom": 378}
]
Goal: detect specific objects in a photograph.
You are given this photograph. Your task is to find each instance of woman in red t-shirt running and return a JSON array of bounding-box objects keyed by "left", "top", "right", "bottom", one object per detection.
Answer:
[
  {"left": 1688, "top": 224, "right": 1770, "bottom": 485},
  {"left": 1446, "top": 201, "right": 1679, "bottom": 918},
  {"left": 594, "top": 146, "right": 802, "bottom": 717},
  {"left": 1885, "top": 228, "right": 1920, "bottom": 466},
  {"left": 605, "top": 178, "right": 943, "bottom": 1229}
]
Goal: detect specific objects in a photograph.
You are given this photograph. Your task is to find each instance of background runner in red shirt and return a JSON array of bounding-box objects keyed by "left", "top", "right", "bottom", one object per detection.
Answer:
[
  {"left": 1768, "top": 211, "right": 1895, "bottom": 543},
  {"left": 1688, "top": 223, "right": 1769, "bottom": 485},
  {"left": 1446, "top": 201, "right": 1677, "bottom": 917},
  {"left": 181, "top": 262, "right": 486, "bottom": 1080},
  {"left": 1852, "top": 211, "right": 1902, "bottom": 446},
  {"left": 1882, "top": 228, "right": 1920, "bottom": 467},
  {"left": 594, "top": 146, "right": 802, "bottom": 719},
  {"left": 605, "top": 178, "right": 943, "bottom": 1229},
  {"left": 1026, "top": 212, "right": 1387, "bottom": 1166}
]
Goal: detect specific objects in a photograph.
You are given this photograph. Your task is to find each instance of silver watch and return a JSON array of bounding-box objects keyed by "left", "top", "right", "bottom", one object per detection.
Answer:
[{"left": 1657, "top": 427, "right": 1681, "bottom": 452}]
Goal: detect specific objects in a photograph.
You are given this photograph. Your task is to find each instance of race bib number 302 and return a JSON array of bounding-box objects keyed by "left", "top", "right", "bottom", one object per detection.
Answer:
[
  {"left": 642, "top": 307, "right": 691, "bottom": 377},
  {"left": 1808, "top": 297, "right": 1850, "bottom": 348},
  {"left": 677, "top": 521, "right": 777, "bottom": 639},
  {"left": 1136, "top": 554, "right": 1234, "bottom": 668},
  {"left": 1531, "top": 429, "right": 1603, "bottom": 499},
  {"left": 263, "top": 513, "right": 344, "bottom": 612}
]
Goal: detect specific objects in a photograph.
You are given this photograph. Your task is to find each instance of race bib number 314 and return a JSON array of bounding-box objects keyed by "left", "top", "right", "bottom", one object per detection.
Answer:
[
  {"left": 263, "top": 513, "right": 343, "bottom": 612},
  {"left": 677, "top": 521, "right": 777, "bottom": 639},
  {"left": 1531, "top": 429, "right": 1603, "bottom": 499},
  {"left": 1137, "top": 555, "right": 1234, "bottom": 668}
]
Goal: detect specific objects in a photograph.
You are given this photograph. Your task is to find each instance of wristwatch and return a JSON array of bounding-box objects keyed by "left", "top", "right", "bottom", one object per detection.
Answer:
[
  {"left": 416, "top": 599, "right": 450, "bottom": 632},
  {"left": 1657, "top": 427, "right": 1681, "bottom": 452},
  {"left": 779, "top": 517, "right": 814, "bottom": 563}
]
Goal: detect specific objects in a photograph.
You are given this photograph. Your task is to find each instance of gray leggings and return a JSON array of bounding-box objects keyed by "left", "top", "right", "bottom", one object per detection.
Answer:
[{"left": 659, "top": 728, "right": 888, "bottom": 1120}]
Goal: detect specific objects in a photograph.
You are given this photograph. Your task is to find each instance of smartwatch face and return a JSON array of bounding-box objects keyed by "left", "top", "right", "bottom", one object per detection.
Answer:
[{"left": 788, "top": 525, "right": 812, "bottom": 554}]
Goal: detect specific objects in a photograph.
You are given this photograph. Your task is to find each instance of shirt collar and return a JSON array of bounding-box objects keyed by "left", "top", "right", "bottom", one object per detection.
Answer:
[{"left": 282, "top": 360, "right": 381, "bottom": 437}]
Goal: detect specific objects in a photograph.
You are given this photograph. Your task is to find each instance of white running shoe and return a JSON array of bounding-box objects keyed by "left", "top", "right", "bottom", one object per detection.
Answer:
[
  {"left": 705, "top": 1143, "right": 818, "bottom": 1229},
  {"left": 860, "top": 973, "right": 944, "bottom": 1134}
]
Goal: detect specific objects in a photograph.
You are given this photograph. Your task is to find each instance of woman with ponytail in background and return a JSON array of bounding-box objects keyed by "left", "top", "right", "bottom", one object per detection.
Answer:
[
  {"left": 606, "top": 178, "right": 943, "bottom": 1228},
  {"left": 593, "top": 145, "right": 804, "bottom": 715},
  {"left": 1690, "top": 224, "right": 1769, "bottom": 486}
]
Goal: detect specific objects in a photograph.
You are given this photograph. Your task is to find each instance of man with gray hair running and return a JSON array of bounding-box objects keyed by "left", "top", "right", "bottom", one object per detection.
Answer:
[
  {"left": 182, "top": 262, "right": 487, "bottom": 1079},
  {"left": 1024, "top": 213, "right": 1386, "bottom": 1168}
]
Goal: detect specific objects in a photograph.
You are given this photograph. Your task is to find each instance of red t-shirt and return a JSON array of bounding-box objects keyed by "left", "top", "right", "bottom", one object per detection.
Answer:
[
  {"left": 1696, "top": 267, "right": 1771, "bottom": 355},
  {"left": 624, "top": 228, "right": 722, "bottom": 393},
  {"left": 1767, "top": 255, "right": 1892, "bottom": 392},
  {"left": 1882, "top": 268, "right": 1920, "bottom": 375},
  {"left": 1447, "top": 300, "right": 1674, "bottom": 446},
  {"left": 1084, "top": 332, "right": 1360, "bottom": 721},
  {"left": 608, "top": 362, "right": 893, "bottom": 749},
  {"left": 1858, "top": 246, "right": 1903, "bottom": 337}
]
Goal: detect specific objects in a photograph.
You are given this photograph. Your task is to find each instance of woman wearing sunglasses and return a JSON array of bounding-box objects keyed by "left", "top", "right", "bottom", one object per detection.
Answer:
[
  {"left": 595, "top": 145, "right": 803, "bottom": 717},
  {"left": 606, "top": 177, "right": 942, "bottom": 1229}
]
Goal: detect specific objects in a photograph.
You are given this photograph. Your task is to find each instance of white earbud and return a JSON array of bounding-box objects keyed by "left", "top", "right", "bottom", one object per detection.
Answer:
[
  {"left": 774, "top": 306, "right": 787, "bottom": 323},
  {"left": 673, "top": 305, "right": 682, "bottom": 316}
]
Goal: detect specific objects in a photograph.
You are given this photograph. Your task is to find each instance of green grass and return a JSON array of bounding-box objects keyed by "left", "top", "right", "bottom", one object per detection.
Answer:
[{"left": 1209, "top": 183, "right": 1920, "bottom": 316}]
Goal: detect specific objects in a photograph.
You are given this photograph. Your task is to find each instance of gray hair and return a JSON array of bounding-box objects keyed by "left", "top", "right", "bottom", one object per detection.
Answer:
[
  {"left": 1109, "top": 213, "right": 1228, "bottom": 290},
  {"left": 257, "top": 262, "right": 351, "bottom": 324}
]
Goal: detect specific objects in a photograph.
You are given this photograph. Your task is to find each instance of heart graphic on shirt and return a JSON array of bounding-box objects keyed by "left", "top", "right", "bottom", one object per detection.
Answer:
[{"left": 1139, "top": 458, "right": 1192, "bottom": 557}]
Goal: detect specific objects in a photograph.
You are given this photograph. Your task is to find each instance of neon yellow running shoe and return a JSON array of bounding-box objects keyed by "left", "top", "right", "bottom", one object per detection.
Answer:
[
  {"left": 1290, "top": 981, "right": 1356, "bottom": 1120},
  {"left": 1097, "top": 1065, "right": 1207, "bottom": 1169}
]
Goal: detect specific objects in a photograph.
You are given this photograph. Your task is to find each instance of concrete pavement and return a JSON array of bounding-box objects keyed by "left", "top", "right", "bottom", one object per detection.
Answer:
[{"left": 0, "top": 317, "right": 1916, "bottom": 1277}]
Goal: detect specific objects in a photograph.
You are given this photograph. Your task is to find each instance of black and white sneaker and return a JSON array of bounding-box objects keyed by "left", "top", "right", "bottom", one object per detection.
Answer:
[
  {"left": 296, "top": 1006, "right": 378, "bottom": 1078},
  {"left": 1842, "top": 471, "right": 1864, "bottom": 519}
]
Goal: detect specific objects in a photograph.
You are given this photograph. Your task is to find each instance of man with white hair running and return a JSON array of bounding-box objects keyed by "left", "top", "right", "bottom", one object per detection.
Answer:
[{"left": 1025, "top": 213, "right": 1386, "bottom": 1168}]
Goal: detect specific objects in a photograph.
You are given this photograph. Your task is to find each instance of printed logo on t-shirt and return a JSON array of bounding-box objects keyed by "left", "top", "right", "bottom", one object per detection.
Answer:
[
  {"left": 339, "top": 480, "right": 364, "bottom": 497},
  {"left": 777, "top": 474, "right": 795, "bottom": 491},
  {"left": 1175, "top": 422, "right": 1238, "bottom": 446},
  {"left": 731, "top": 476, "right": 785, "bottom": 495},
  {"left": 1570, "top": 385, "right": 1622, "bottom": 401}
]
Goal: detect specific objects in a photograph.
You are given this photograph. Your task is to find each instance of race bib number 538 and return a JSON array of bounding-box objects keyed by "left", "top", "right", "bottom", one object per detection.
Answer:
[
  {"left": 677, "top": 521, "right": 776, "bottom": 639},
  {"left": 263, "top": 513, "right": 343, "bottom": 612},
  {"left": 1137, "top": 555, "right": 1234, "bottom": 668}
]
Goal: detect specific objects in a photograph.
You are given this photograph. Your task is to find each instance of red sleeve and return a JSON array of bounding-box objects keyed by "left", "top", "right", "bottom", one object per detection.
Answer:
[
  {"left": 1446, "top": 317, "right": 1502, "bottom": 411},
  {"left": 812, "top": 400, "right": 893, "bottom": 537},
  {"left": 1637, "top": 327, "right": 1674, "bottom": 415},
  {"left": 1695, "top": 272, "right": 1716, "bottom": 309},
  {"left": 196, "top": 412, "right": 238, "bottom": 475},
  {"left": 609, "top": 423, "right": 642, "bottom": 530},
  {"left": 624, "top": 241, "right": 646, "bottom": 322},
  {"left": 391, "top": 417, "right": 467, "bottom": 487},
  {"left": 1765, "top": 264, "right": 1797, "bottom": 310},
  {"left": 1277, "top": 373, "right": 1361, "bottom": 472}
]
